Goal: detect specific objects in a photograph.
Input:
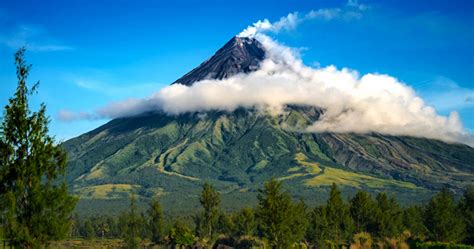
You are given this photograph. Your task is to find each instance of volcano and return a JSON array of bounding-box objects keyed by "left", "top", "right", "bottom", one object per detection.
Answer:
[{"left": 63, "top": 36, "right": 474, "bottom": 216}]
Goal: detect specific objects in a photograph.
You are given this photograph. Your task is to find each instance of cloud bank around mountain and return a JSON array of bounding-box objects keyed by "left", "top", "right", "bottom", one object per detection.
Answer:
[{"left": 59, "top": 7, "right": 474, "bottom": 146}]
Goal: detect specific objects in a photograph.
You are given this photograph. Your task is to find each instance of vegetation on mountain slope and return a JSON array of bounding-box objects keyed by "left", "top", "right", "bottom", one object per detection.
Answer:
[{"left": 63, "top": 106, "right": 474, "bottom": 215}]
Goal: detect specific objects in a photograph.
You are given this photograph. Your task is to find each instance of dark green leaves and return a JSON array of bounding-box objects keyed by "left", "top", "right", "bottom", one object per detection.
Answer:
[{"left": 0, "top": 48, "right": 77, "bottom": 247}]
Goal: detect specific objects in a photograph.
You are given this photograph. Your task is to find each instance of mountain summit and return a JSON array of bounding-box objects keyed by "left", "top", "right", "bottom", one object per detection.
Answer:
[{"left": 173, "top": 37, "right": 266, "bottom": 86}]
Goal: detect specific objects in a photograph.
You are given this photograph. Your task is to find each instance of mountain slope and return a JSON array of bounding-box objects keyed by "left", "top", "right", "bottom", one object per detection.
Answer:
[{"left": 63, "top": 37, "right": 474, "bottom": 215}]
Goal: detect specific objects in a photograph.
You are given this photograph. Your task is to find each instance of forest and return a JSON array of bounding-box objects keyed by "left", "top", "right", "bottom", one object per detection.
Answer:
[{"left": 64, "top": 181, "right": 474, "bottom": 249}]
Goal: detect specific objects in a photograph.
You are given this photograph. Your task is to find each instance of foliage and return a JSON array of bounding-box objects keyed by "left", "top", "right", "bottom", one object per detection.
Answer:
[
  {"left": 372, "top": 192, "right": 403, "bottom": 238},
  {"left": 350, "top": 232, "right": 373, "bottom": 249},
  {"left": 169, "top": 220, "right": 196, "bottom": 246},
  {"left": 256, "top": 179, "right": 308, "bottom": 248},
  {"left": 0, "top": 48, "right": 77, "bottom": 247},
  {"left": 233, "top": 207, "right": 256, "bottom": 237},
  {"left": 83, "top": 220, "right": 95, "bottom": 239},
  {"left": 64, "top": 182, "right": 474, "bottom": 248},
  {"left": 404, "top": 205, "right": 429, "bottom": 238},
  {"left": 122, "top": 194, "right": 141, "bottom": 249},
  {"left": 425, "top": 188, "right": 465, "bottom": 243},
  {"left": 147, "top": 197, "right": 164, "bottom": 244},
  {"left": 198, "top": 182, "right": 221, "bottom": 239},
  {"left": 458, "top": 185, "right": 474, "bottom": 245},
  {"left": 410, "top": 241, "right": 474, "bottom": 249},
  {"left": 307, "top": 206, "right": 329, "bottom": 248},
  {"left": 325, "top": 183, "right": 354, "bottom": 245},
  {"left": 349, "top": 190, "right": 375, "bottom": 233}
]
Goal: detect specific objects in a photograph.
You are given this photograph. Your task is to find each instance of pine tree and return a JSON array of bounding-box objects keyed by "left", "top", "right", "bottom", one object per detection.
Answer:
[
  {"left": 123, "top": 194, "right": 140, "bottom": 249},
  {"left": 307, "top": 206, "right": 329, "bottom": 249},
  {"left": 325, "top": 183, "right": 354, "bottom": 246},
  {"left": 459, "top": 185, "right": 474, "bottom": 245},
  {"left": 425, "top": 188, "right": 465, "bottom": 242},
  {"left": 349, "top": 190, "right": 375, "bottom": 233},
  {"left": 83, "top": 219, "right": 95, "bottom": 239},
  {"left": 402, "top": 205, "right": 428, "bottom": 238},
  {"left": 372, "top": 192, "right": 403, "bottom": 239},
  {"left": 0, "top": 48, "right": 77, "bottom": 247},
  {"left": 147, "top": 197, "right": 164, "bottom": 244},
  {"left": 256, "top": 179, "right": 308, "bottom": 248},
  {"left": 233, "top": 208, "right": 256, "bottom": 238},
  {"left": 199, "top": 182, "right": 220, "bottom": 239}
]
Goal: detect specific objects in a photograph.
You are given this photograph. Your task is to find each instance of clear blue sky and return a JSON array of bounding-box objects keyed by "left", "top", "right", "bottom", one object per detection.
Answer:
[{"left": 0, "top": 0, "right": 473, "bottom": 140}]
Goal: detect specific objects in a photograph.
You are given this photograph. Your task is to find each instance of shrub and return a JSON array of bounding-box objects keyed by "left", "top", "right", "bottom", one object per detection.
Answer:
[{"left": 350, "top": 232, "right": 373, "bottom": 249}]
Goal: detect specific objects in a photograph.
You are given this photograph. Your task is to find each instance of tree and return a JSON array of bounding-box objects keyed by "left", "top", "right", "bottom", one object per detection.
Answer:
[
  {"left": 147, "top": 197, "right": 164, "bottom": 244},
  {"left": 256, "top": 179, "right": 308, "bottom": 248},
  {"left": 123, "top": 194, "right": 141, "bottom": 249},
  {"left": 96, "top": 218, "right": 110, "bottom": 239},
  {"left": 169, "top": 220, "right": 196, "bottom": 246},
  {"left": 216, "top": 213, "right": 234, "bottom": 236},
  {"left": 402, "top": 206, "right": 427, "bottom": 238},
  {"left": 350, "top": 190, "right": 375, "bottom": 233},
  {"left": 307, "top": 206, "right": 329, "bottom": 248},
  {"left": 233, "top": 208, "right": 256, "bottom": 238},
  {"left": 199, "top": 182, "right": 220, "bottom": 239},
  {"left": 424, "top": 188, "right": 465, "bottom": 243},
  {"left": 372, "top": 192, "right": 403, "bottom": 239},
  {"left": 0, "top": 48, "right": 77, "bottom": 247},
  {"left": 459, "top": 185, "right": 474, "bottom": 245},
  {"left": 83, "top": 219, "right": 95, "bottom": 239},
  {"left": 325, "top": 183, "right": 354, "bottom": 246}
]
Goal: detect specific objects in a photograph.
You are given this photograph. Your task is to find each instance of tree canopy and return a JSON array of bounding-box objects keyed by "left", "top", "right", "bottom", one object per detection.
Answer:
[{"left": 0, "top": 48, "right": 77, "bottom": 247}]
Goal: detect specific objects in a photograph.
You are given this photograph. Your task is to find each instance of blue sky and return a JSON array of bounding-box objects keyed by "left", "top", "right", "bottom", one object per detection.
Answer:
[{"left": 0, "top": 0, "right": 473, "bottom": 141}]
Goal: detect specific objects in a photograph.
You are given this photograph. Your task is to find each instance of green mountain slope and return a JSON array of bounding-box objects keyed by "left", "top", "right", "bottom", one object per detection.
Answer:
[{"left": 63, "top": 106, "right": 474, "bottom": 215}]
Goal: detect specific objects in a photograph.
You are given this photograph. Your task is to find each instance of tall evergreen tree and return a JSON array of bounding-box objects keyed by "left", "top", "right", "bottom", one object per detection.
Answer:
[
  {"left": 123, "top": 194, "right": 140, "bottom": 249},
  {"left": 459, "top": 185, "right": 474, "bottom": 245},
  {"left": 349, "top": 190, "right": 375, "bottom": 233},
  {"left": 232, "top": 208, "right": 256, "bottom": 238},
  {"left": 199, "top": 182, "right": 220, "bottom": 239},
  {"left": 0, "top": 48, "right": 77, "bottom": 247},
  {"left": 372, "top": 193, "right": 403, "bottom": 238},
  {"left": 425, "top": 188, "right": 465, "bottom": 242},
  {"left": 147, "top": 197, "right": 164, "bottom": 244},
  {"left": 83, "top": 219, "right": 95, "bottom": 239},
  {"left": 402, "top": 206, "right": 428, "bottom": 238},
  {"left": 325, "top": 183, "right": 354, "bottom": 246},
  {"left": 256, "top": 179, "right": 307, "bottom": 248},
  {"left": 307, "top": 206, "right": 329, "bottom": 249}
]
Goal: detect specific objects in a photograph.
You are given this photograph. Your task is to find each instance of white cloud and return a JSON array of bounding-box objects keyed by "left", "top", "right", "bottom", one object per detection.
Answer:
[
  {"left": 64, "top": 34, "right": 473, "bottom": 146},
  {"left": 57, "top": 109, "right": 97, "bottom": 122}
]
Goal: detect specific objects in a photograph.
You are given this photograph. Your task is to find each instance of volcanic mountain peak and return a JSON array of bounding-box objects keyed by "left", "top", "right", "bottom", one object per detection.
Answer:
[{"left": 172, "top": 36, "right": 266, "bottom": 86}]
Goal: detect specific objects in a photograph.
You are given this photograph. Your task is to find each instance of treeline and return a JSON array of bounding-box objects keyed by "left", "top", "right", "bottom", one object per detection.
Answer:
[{"left": 71, "top": 181, "right": 474, "bottom": 249}]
